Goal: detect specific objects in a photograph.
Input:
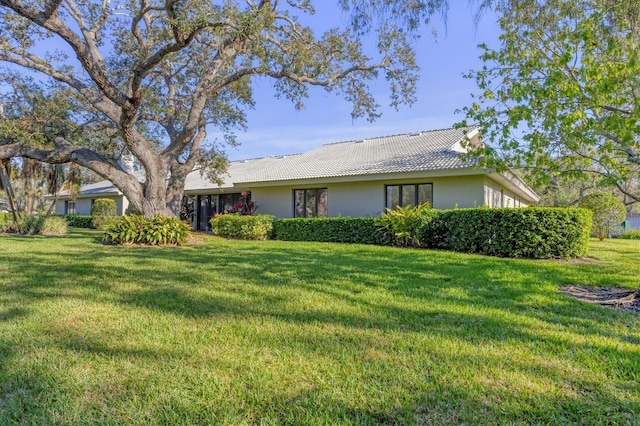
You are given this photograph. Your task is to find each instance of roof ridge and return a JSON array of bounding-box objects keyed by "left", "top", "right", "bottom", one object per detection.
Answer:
[{"left": 319, "top": 125, "right": 475, "bottom": 147}]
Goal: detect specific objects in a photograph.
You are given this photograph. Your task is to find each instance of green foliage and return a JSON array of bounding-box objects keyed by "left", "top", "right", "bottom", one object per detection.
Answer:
[
  {"left": 210, "top": 214, "right": 274, "bottom": 240},
  {"left": 419, "top": 207, "right": 592, "bottom": 258},
  {"left": 103, "top": 215, "right": 191, "bottom": 246},
  {"left": 0, "top": 212, "right": 10, "bottom": 227},
  {"left": 0, "top": 2, "right": 420, "bottom": 216},
  {"left": 272, "top": 217, "right": 382, "bottom": 244},
  {"left": 615, "top": 229, "right": 640, "bottom": 240},
  {"left": 39, "top": 216, "right": 68, "bottom": 236},
  {"left": 2, "top": 216, "right": 43, "bottom": 235},
  {"left": 1, "top": 215, "right": 67, "bottom": 235},
  {"left": 64, "top": 214, "right": 94, "bottom": 228},
  {"left": 577, "top": 191, "right": 627, "bottom": 241},
  {"left": 459, "top": 0, "right": 640, "bottom": 203},
  {"left": 376, "top": 203, "right": 434, "bottom": 247},
  {"left": 91, "top": 198, "right": 118, "bottom": 230}
]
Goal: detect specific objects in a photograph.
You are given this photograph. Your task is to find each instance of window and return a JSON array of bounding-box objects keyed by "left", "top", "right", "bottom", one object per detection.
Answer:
[
  {"left": 385, "top": 184, "right": 432, "bottom": 209},
  {"left": 65, "top": 200, "right": 76, "bottom": 215},
  {"left": 294, "top": 188, "right": 327, "bottom": 217}
]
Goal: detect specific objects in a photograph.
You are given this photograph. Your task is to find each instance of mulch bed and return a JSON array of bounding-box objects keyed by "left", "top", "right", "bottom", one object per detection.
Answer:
[{"left": 559, "top": 285, "right": 640, "bottom": 314}]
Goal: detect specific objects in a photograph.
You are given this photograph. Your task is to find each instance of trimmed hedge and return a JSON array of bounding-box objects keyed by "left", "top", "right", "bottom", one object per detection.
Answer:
[
  {"left": 64, "top": 214, "right": 94, "bottom": 228},
  {"left": 419, "top": 207, "right": 592, "bottom": 259},
  {"left": 91, "top": 198, "right": 117, "bottom": 230},
  {"left": 272, "top": 217, "right": 383, "bottom": 244},
  {"left": 210, "top": 214, "right": 274, "bottom": 240}
]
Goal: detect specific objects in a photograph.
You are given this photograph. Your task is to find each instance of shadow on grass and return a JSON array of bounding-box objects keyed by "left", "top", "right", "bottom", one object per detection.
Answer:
[{"left": 1, "top": 235, "right": 639, "bottom": 423}]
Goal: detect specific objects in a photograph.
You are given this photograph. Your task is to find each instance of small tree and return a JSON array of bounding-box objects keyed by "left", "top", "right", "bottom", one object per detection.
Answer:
[
  {"left": 577, "top": 191, "right": 626, "bottom": 241},
  {"left": 91, "top": 198, "right": 117, "bottom": 230}
]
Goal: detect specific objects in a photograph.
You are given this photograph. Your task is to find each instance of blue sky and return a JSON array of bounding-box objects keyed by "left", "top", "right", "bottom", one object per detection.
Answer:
[{"left": 224, "top": 1, "right": 501, "bottom": 161}]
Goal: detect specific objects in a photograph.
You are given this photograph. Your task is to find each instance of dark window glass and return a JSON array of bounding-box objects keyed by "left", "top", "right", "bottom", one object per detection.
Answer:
[
  {"left": 402, "top": 184, "right": 416, "bottom": 207},
  {"left": 294, "top": 188, "right": 328, "bottom": 218},
  {"left": 386, "top": 183, "right": 433, "bottom": 209},
  {"left": 65, "top": 201, "right": 76, "bottom": 215},
  {"left": 295, "top": 190, "right": 305, "bottom": 217},
  {"left": 317, "top": 189, "right": 328, "bottom": 217},
  {"left": 386, "top": 185, "right": 400, "bottom": 209},
  {"left": 418, "top": 184, "right": 433, "bottom": 206}
]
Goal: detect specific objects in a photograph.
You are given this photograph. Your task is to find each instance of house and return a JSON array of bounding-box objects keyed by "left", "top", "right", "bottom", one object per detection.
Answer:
[{"left": 54, "top": 126, "right": 540, "bottom": 230}]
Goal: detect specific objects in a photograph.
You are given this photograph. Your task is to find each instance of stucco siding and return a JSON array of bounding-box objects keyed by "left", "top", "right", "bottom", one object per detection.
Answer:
[
  {"left": 251, "top": 175, "right": 488, "bottom": 218},
  {"left": 251, "top": 187, "right": 295, "bottom": 218},
  {"left": 54, "top": 195, "right": 127, "bottom": 216},
  {"left": 484, "top": 177, "right": 529, "bottom": 208},
  {"left": 431, "top": 175, "right": 485, "bottom": 209}
]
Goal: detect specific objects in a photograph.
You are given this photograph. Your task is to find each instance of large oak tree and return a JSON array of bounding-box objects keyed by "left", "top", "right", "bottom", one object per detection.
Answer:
[{"left": 0, "top": 0, "right": 420, "bottom": 216}]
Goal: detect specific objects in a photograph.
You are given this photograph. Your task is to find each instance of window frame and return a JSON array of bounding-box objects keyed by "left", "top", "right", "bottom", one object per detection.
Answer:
[
  {"left": 293, "top": 188, "right": 328, "bottom": 218},
  {"left": 384, "top": 183, "right": 433, "bottom": 210}
]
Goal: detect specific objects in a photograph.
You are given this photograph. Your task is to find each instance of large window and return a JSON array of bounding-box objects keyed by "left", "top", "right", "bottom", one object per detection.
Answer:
[
  {"left": 294, "top": 188, "right": 327, "bottom": 217},
  {"left": 64, "top": 200, "right": 76, "bottom": 215},
  {"left": 385, "top": 183, "right": 432, "bottom": 209}
]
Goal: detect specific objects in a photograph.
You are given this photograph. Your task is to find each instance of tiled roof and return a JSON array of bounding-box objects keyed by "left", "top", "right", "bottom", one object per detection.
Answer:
[
  {"left": 69, "top": 126, "right": 479, "bottom": 195},
  {"left": 186, "top": 127, "right": 478, "bottom": 189}
]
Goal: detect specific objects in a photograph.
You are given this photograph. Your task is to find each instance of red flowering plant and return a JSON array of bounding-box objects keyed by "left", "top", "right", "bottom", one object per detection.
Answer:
[{"left": 229, "top": 192, "right": 257, "bottom": 215}]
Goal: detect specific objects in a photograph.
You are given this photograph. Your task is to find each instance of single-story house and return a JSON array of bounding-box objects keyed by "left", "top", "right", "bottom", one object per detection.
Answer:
[{"left": 54, "top": 126, "right": 540, "bottom": 230}]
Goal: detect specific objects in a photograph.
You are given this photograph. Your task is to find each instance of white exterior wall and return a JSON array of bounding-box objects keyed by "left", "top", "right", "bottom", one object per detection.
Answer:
[
  {"left": 55, "top": 195, "right": 127, "bottom": 215},
  {"left": 484, "top": 177, "right": 528, "bottom": 208},
  {"left": 251, "top": 174, "right": 488, "bottom": 218}
]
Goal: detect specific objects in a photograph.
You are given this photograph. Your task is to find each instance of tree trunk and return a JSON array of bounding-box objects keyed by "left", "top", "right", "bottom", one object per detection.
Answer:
[{"left": 0, "top": 160, "right": 20, "bottom": 222}]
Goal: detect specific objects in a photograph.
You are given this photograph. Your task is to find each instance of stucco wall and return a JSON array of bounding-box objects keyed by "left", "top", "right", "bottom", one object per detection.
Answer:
[
  {"left": 484, "top": 177, "right": 528, "bottom": 208},
  {"left": 251, "top": 174, "right": 488, "bottom": 218},
  {"left": 55, "top": 195, "right": 127, "bottom": 216}
]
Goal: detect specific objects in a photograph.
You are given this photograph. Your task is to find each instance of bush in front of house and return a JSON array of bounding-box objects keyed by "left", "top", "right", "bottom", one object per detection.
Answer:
[
  {"left": 39, "top": 216, "right": 68, "bottom": 235},
  {"left": 577, "top": 191, "right": 626, "bottom": 240},
  {"left": 103, "top": 215, "right": 191, "bottom": 245},
  {"left": 210, "top": 214, "right": 274, "bottom": 240},
  {"left": 2, "top": 215, "right": 68, "bottom": 236},
  {"left": 614, "top": 229, "right": 640, "bottom": 240},
  {"left": 64, "top": 214, "right": 94, "bottom": 228},
  {"left": 0, "top": 212, "right": 11, "bottom": 227},
  {"left": 376, "top": 203, "right": 437, "bottom": 247},
  {"left": 91, "top": 198, "right": 118, "bottom": 230},
  {"left": 272, "top": 217, "right": 382, "bottom": 244},
  {"left": 418, "top": 207, "right": 592, "bottom": 258}
]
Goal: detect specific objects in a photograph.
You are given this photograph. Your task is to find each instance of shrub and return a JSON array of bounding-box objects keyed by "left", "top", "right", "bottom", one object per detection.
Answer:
[
  {"left": 272, "top": 217, "right": 381, "bottom": 244},
  {"left": 376, "top": 203, "right": 434, "bottom": 247},
  {"left": 577, "top": 191, "right": 626, "bottom": 240},
  {"left": 0, "top": 212, "right": 11, "bottom": 227},
  {"left": 2, "top": 216, "right": 43, "bottom": 235},
  {"left": 91, "top": 198, "right": 117, "bottom": 230},
  {"left": 615, "top": 229, "right": 640, "bottom": 240},
  {"left": 210, "top": 214, "right": 274, "bottom": 240},
  {"left": 419, "top": 207, "right": 592, "bottom": 258},
  {"left": 65, "top": 214, "right": 94, "bottom": 228},
  {"left": 39, "top": 216, "right": 68, "bottom": 236},
  {"left": 103, "top": 215, "right": 191, "bottom": 245}
]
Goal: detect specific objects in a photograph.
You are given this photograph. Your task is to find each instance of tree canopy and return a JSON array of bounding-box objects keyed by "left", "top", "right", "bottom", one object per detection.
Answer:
[
  {"left": 0, "top": 0, "right": 421, "bottom": 216},
  {"left": 459, "top": 0, "right": 640, "bottom": 204}
]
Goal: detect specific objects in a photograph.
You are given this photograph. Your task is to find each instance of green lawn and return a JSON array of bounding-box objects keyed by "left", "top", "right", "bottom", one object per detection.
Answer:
[{"left": 1, "top": 229, "right": 639, "bottom": 425}]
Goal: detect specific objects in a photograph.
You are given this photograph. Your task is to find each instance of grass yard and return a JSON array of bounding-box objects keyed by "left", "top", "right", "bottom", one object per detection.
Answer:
[{"left": 1, "top": 229, "right": 639, "bottom": 425}]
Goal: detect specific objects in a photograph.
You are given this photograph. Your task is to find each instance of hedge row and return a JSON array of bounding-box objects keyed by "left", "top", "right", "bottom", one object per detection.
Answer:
[
  {"left": 268, "top": 208, "right": 591, "bottom": 259},
  {"left": 272, "top": 217, "right": 384, "bottom": 245},
  {"left": 210, "top": 214, "right": 274, "bottom": 240},
  {"left": 419, "top": 207, "right": 592, "bottom": 259},
  {"left": 64, "top": 214, "right": 94, "bottom": 228}
]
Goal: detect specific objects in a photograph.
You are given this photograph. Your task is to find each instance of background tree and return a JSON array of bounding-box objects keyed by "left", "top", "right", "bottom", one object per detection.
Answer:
[
  {"left": 0, "top": 0, "right": 422, "bottom": 217},
  {"left": 459, "top": 0, "right": 640, "bottom": 204},
  {"left": 577, "top": 191, "right": 626, "bottom": 241}
]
